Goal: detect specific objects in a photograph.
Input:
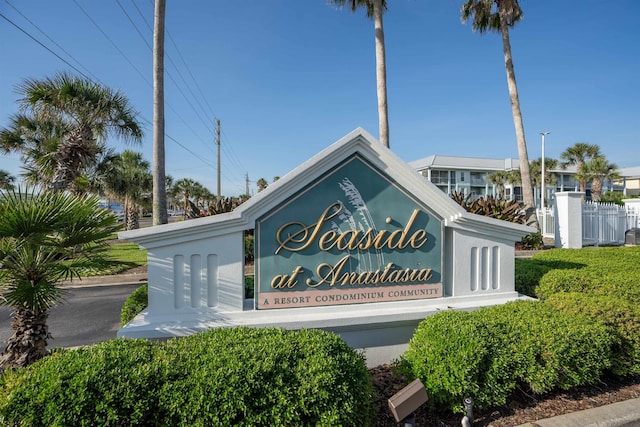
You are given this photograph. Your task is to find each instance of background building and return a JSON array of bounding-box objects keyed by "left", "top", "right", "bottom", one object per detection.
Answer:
[{"left": 410, "top": 155, "right": 632, "bottom": 207}]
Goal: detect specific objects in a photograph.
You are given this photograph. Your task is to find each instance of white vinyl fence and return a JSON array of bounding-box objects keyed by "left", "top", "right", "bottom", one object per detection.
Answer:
[
  {"left": 537, "top": 207, "right": 555, "bottom": 239},
  {"left": 539, "top": 201, "right": 638, "bottom": 246},
  {"left": 626, "top": 205, "right": 640, "bottom": 230},
  {"left": 582, "top": 202, "right": 628, "bottom": 246}
]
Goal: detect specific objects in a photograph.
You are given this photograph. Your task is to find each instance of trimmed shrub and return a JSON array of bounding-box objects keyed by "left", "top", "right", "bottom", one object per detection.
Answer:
[
  {"left": 400, "top": 301, "right": 614, "bottom": 412},
  {"left": 516, "top": 247, "right": 640, "bottom": 302},
  {"left": 0, "top": 339, "right": 160, "bottom": 426},
  {"left": 120, "top": 284, "right": 148, "bottom": 325},
  {"left": 156, "top": 327, "right": 374, "bottom": 426},
  {"left": 399, "top": 309, "right": 517, "bottom": 412},
  {"left": 520, "top": 231, "right": 544, "bottom": 250},
  {"left": 547, "top": 292, "right": 640, "bottom": 376},
  {"left": 0, "top": 328, "right": 374, "bottom": 427},
  {"left": 514, "top": 258, "right": 549, "bottom": 297}
]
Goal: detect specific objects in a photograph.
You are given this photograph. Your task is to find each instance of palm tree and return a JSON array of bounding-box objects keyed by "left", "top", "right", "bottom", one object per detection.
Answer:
[
  {"left": 13, "top": 72, "right": 143, "bottom": 192},
  {"left": 560, "top": 142, "right": 601, "bottom": 196},
  {"left": 461, "top": 0, "right": 538, "bottom": 228},
  {"left": 256, "top": 178, "right": 268, "bottom": 192},
  {"left": 0, "top": 114, "right": 68, "bottom": 189},
  {"left": 530, "top": 157, "right": 559, "bottom": 204},
  {"left": 329, "top": 0, "right": 389, "bottom": 148},
  {"left": 487, "top": 170, "right": 510, "bottom": 198},
  {"left": 582, "top": 156, "right": 619, "bottom": 202},
  {"left": 0, "top": 170, "right": 15, "bottom": 190},
  {"left": 82, "top": 148, "right": 120, "bottom": 201},
  {"left": 173, "top": 178, "right": 197, "bottom": 218},
  {"left": 0, "top": 188, "right": 121, "bottom": 369},
  {"left": 153, "top": 0, "right": 168, "bottom": 226},
  {"left": 104, "top": 151, "right": 152, "bottom": 230}
]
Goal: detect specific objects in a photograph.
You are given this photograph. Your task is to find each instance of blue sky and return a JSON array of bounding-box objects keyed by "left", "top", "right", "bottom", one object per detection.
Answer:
[{"left": 1, "top": 0, "right": 638, "bottom": 196}]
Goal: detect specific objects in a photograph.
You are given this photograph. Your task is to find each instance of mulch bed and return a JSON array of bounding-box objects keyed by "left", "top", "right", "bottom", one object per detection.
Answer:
[{"left": 370, "top": 364, "right": 640, "bottom": 426}]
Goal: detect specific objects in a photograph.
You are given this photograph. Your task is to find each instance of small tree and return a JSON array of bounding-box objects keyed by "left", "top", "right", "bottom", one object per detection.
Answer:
[
  {"left": 0, "top": 188, "right": 121, "bottom": 369},
  {"left": 582, "top": 156, "right": 619, "bottom": 202},
  {"left": 256, "top": 178, "right": 268, "bottom": 192},
  {"left": 0, "top": 170, "right": 15, "bottom": 190}
]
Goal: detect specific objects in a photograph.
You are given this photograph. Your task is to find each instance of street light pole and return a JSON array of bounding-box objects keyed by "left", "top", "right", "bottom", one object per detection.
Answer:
[{"left": 540, "top": 132, "right": 550, "bottom": 234}]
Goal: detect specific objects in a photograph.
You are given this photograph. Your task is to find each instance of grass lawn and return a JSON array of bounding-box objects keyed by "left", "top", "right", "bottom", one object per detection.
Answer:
[{"left": 83, "top": 242, "right": 147, "bottom": 276}]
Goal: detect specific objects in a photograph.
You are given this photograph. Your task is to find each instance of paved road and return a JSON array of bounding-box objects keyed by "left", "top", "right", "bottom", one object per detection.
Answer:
[{"left": 0, "top": 284, "right": 141, "bottom": 353}]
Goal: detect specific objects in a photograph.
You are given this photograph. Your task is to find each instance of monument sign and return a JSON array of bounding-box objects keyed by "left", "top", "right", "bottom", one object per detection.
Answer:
[{"left": 118, "top": 128, "right": 533, "bottom": 366}]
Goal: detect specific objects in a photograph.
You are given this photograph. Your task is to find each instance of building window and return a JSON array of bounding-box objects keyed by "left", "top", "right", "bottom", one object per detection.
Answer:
[
  {"left": 470, "top": 172, "right": 486, "bottom": 186},
  {"left": 513, "top": 186, "right": 523, "bottom": 202},
  {"left": 449, "top": 171, "right": 456, "bottom": 185},
  {"left": 430, "top": 170, "right": 449, "bottom": 185}
]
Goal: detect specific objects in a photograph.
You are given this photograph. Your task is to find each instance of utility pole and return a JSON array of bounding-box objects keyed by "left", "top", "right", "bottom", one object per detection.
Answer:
[
  {"left": 216, "top": 118, "right": 221, "bottom": 198},
  {"left": 245, "top": 173, "right": 250, "bottom": 197}
]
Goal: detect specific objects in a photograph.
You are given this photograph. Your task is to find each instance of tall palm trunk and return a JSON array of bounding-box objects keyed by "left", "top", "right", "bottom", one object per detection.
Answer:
[
  {"left": 125, "top": 195, "right": 140, "bottom": 230},
  {"left": 577, "top": 160, "right": 586, "bottom": 193},
  {"left": 153, "top": 0, "right": 168, "bottom": 226},
  {"left": 591, "top": 177, "right": 602, "bottom": 202},
  {"left": 373, "top": 0, "right": 389, "bottom": 148},
  {"left": 499, "top": 6, "right": 538, "bottom": 229},
  {"left": 1, "top": 308, "right": 51, "bottom": 369},
  {"left": 50, "top": 125, "right": 96, "bottom": 192}
]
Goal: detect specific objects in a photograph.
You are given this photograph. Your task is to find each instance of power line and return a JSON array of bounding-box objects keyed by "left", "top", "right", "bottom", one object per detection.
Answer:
[
  {"left": 1, "top": 9, "right": 216, "bottom": 175},
  {"left": 3, "top": 0, "right": 102, "bottom": 83},
  {"left": 6, "top": 1, "right": 247, "bottom": 190},
  {"left": 75, "top": 0, "right": 214, "bottom": 156},
  {"left": 0, "top": 12, "right": 91, "bottom": 81}
]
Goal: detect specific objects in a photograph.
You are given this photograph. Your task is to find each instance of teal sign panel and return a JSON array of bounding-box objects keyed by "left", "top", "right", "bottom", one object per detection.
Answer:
[{"left": 256, "top": 154, "right": 443, "bottom": 309}]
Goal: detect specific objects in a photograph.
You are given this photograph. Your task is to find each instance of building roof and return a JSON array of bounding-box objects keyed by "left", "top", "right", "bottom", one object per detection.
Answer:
[
  {"left": 409, "top": 155, "right": 520, "bottom": 171},
  {"left": 619, "top": 167, "right": 640, "bottom": 179}
]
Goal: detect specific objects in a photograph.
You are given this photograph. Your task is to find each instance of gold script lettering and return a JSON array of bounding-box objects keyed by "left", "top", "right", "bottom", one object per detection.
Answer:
[{"left": 276, "top": 203, "right": 428, "bottom": 254}]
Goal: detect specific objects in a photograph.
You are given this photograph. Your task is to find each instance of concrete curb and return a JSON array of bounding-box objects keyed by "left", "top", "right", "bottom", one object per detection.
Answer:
[
  {"left": 61, "top": 273, "right": 147, "bottom": 288},
  {"left": 516, "top": 397, "right": 640, "bottom": 427}
]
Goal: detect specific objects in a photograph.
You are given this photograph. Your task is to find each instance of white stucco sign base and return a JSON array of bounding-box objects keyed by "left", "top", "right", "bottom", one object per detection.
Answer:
[{"left": 118, "top": 128, "right": 534, "bottom": 367}]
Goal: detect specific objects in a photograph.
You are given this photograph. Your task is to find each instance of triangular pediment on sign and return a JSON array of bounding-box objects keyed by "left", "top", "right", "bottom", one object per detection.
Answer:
[{"left": 120, "top": 128, "right": 532, "bottom": 247}]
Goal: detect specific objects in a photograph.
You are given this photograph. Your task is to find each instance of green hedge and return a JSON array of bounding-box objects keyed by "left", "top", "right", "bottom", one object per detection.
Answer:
[
  {"left": 0, "top": 339, "right": 160, "bottom": 426},
  {"left": 120, "top": 284, "right": 148, "bottom": 325},
  {"left": 546, "top": 292, "right": 640, "bottom": 376},
  {"left": 532, "top": 247, "right": 640, "bottom": 301},
  {"left": 0, "top": 328, "right": 374, "bottom": 426},
  {"left": 400, "top": 300, "right": 614, "bottom": 412}
]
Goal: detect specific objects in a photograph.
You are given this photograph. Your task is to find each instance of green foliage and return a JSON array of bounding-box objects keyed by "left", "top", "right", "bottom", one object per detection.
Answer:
[
  {"left": 599, "top": 191, "right": 626, "bottom": 205},
  {"left": 520, "top": 231, "right": 544, "bottom": 250},
  {"left": 245, "top": 275, "right": 254, "bottom": 299},
  {"left": 0, "top": 339, "right": 160, "bottom": 426},
  {"left": 533, "top": 247, "right": 640, "bottom": 302},
  {"left": 400, "top": 301, "right": 614, "bottom": 412},
  {"left": 0, "top": 188, "right": 121, "bottom": 312},
  {"left": 244, "top": 233, "right": 254, "bottom": 263},
  {"left": 120, "top": 284, "right": 148, "bottom": 325},
  {"left": 514, "top": 258, "right": 551, "bottom": 297},
  {"left": 0, "top": 328, "right": 374, "bottom": 426},
  {"left": 546, "top": 293, "right": 640, "bottom": 376},
  {"left": 158, "top": 328, "right": 374, "bottom": 426},
  {"left": 451, "top": 192, "right": 525, "bottom": 223}
]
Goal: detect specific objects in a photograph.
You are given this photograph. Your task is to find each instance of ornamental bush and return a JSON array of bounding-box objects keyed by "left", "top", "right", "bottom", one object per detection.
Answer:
[
  {"left": 120, "top": 284, "right": 148, "bottom": 325},
  {"left": 0, "top": 339, "right": 160, "bottom": 426},
  {"left": 400, "top": 300, "right": 614, "bottom": 412},
  {"left": 514, "top": 247, "right": 640, "bottom": 302},
  {"left": 0, "top": 328, "right": 374, "bottom": 427},
  {"left": 546, "top": 292, "right": 640, "bottom": 376}
]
